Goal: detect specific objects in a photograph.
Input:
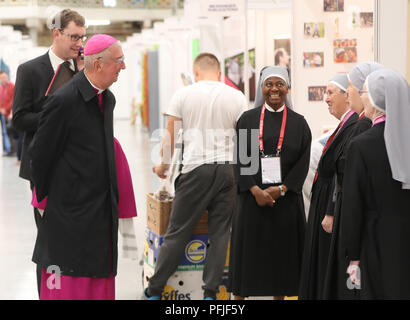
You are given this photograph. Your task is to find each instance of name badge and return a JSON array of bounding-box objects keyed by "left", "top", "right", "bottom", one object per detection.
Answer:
[{"left": 261, "top": 155, "right": 282, "bottom": 184}]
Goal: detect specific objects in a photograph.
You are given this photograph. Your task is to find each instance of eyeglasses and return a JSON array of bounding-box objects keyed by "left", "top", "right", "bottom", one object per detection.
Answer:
[
  {"left": 359, "top": 90, "right": 368, "bottom": 96},
  {"left": 113, "top": 56, "right": 125, "bottom": 65},
  {"left": 97, "top": 56, "right": 125, "bottom": 65},
  {"left": 59, "top": 30, "right": 87, "bottom": 42}
]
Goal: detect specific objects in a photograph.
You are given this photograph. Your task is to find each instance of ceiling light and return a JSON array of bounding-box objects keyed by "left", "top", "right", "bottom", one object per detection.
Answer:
[
  {"left": 87, "top": 20, "right": 111, "bottom": 26},
  {"left": 103, "top": 0, "right": 117, "bottom": 7}
]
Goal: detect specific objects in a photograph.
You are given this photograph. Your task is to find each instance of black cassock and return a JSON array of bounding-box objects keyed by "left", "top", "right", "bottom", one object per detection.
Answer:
[
  {"left": 299, "top": 112, "right": 358, "bottom": 300},
  {"left": 340, "top": 122, "right": 410, "bottom": 299},
  {"left": 29, "top": 71, "right": 119, "bottom": 278},
  {"left": 323, "top": 115, "right": 372, "bottom": 299},
  {"left": 228, "top": 106, "right": 311, "bottom": 297}
]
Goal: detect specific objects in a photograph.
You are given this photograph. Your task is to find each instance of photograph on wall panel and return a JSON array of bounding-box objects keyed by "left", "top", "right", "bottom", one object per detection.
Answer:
[
  {"left": 224, "top": 49, "right": 256, "bottom": 101},
  {"left": 333, "top": 39, "right": 357, "bottom": 63},
  {"left": 360, "top": 12, "right": 373, "bottom": 28},
  {"left": 304, "top": 23, "right": 325, "bottom": 39},
  {"left": 308, "top": 86, "right": 327, "bottom": 102},
  {"left": 324, "top": 0, "right": 344, "bottom": 12},
  {"left": 274, "top": 38, "right": 291, "bottom": 87},
  {"left": 303, "top": 52, "right": 324, "bottom": 68}
]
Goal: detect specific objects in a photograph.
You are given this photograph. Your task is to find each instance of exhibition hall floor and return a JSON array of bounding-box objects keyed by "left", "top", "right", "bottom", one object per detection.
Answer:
[{"left": 0, "top": 120, "right": 157, "bottom": 300}]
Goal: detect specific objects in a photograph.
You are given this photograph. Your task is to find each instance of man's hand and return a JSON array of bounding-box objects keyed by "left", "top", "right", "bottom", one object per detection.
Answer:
[
  {"left": 250, "top": 186, "right": 275, "bottom": 207},
  {"left": 153, "top": 163, "right": 170, "bottom": 179},
  {"left": 347, "top": 260, "right": 361, "bottom": 288},
  {"left": 321, "top": 214, "right": 334, "bottom": 233}
]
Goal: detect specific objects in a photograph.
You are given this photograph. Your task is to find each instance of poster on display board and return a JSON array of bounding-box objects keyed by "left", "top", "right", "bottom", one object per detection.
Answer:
[
  {"left": 333, "top": 39, "right": 357, "bottom": 63},
  {"left": 274, "top": 38, "right": 291, "bottom": 86},
  {"left": 360, "top": 12, "right": 373, "bottom": 28},
  {"left": 292, "top": 0, "right": 375, "bottom": 139},
  {"left": 224, "top": 49, "right": 256, "bottom": 101},
  {"left": 308, "top": 86, "right": 327, "bottom": 101},
  {"left": 304, "top": 23, "right": 325, "bottom": 39},
  {"left": 324, "top": 0, "right": 344, "bottom": 12},
  {"left": 303, "top": 52, "right": 324, "bottom": 68}
]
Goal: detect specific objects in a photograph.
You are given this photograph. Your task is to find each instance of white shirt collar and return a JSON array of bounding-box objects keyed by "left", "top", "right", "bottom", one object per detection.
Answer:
[
  {"left": 84, "top": 71, "right": 104, "bottom": 94},
  {"left": 359, "top": 110, "right": 365, "bottom": 117},
  {"left": 265, "top": 104, "right": 285, "bottom": 113},
  {"left": 48, "top": 47, "right": 75, "bottom": 72},
  {"left": 340, "top": 109, "right": 351, "bottom": 122}
]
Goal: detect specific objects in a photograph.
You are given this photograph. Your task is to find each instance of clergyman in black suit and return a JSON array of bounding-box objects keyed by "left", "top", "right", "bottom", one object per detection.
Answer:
[{"left": 11, "top": 8, "right": 86, "bottom": 297}]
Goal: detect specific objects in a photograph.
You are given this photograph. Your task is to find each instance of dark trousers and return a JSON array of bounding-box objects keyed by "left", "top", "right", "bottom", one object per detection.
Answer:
[
  {"left": 0, "top": 114, "right": 10, "bottom": 153},
  {"left": 148, "top": 164, "right": 236, "bottom": 299},
  {"left": 17, "top": 132, "right": 24, "bottom": 161}
]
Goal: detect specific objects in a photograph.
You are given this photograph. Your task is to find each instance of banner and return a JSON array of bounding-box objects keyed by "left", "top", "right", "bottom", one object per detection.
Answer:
[{"left": 200, "top": 0, "right": 245, "bottom": 17}]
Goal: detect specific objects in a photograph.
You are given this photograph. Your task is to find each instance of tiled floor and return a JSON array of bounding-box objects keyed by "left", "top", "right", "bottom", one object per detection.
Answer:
[{"left": 0, "top": 120, "right": 159, "bottom": 300}]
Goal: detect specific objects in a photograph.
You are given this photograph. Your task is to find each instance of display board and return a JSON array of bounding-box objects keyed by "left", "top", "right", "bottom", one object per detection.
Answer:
[
  {"left": 224, "top": 49, "right": 256, "bottom": 101},
  {"left": 292, "top": 0, "right": 374, "bottom": 138},
  {"left": 408, "top": 0, "right": 410, "bottom": 82}
]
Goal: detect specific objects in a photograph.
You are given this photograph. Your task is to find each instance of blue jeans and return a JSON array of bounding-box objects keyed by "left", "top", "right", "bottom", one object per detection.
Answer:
[{"left": 0, "top": 114, "right": 11, "bottom": 153}]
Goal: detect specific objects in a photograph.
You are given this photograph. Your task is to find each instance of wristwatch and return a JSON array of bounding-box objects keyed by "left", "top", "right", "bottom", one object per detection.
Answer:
[{"left": 279, "top": 185, "right": 286, "bottom": 197}]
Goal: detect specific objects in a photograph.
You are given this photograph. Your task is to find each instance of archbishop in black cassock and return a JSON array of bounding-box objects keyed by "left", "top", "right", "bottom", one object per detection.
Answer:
[{"left": 29, "top": 69, "right": 119, "bottom": 278}]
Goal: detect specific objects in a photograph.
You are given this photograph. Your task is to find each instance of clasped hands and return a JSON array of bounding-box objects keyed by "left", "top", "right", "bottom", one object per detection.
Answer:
[{"left": 250, "top": 185, "right": 284, "bottom": 207}]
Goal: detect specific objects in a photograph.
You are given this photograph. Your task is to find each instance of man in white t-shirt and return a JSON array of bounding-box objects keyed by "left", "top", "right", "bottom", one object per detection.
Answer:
[{"left": 143, "top": 53, "right": 248, "bottom": 300}]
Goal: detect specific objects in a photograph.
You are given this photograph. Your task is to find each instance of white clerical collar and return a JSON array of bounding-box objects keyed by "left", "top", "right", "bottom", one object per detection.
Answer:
[
  {"left": 340, "top": 109, "right": 351, "bottom": 122},
  {"left": 49, "top": 47, "right": 75, "bottom": 72},
  {"left": 359, "top": 110, "right": 365, "bottom": 117},
  {"left": 265, "top": 104, "right": 285, "bottom": 113},
  {"left": 84, "top": 71, "right": 104, "bottom": 94}
]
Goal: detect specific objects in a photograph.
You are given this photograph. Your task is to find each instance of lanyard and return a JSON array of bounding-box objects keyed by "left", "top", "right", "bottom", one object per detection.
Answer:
[
  {"left": 313, "top": 109, "right": 355, "bottom": 184},
  {"left": 372, "top": 115, "right": 386, "bottom": 127},
  {"left": 358, "top": 111, "right": 365, "bottom": 120},
  {"left": 340, "top": 109, "right": 356, "bottom": 128},
  {"left": 45, "top": 64, "right": 61, "bottom": 97},
  {"left": 259, "top": 104, "right": 287, "bottom": 156}
]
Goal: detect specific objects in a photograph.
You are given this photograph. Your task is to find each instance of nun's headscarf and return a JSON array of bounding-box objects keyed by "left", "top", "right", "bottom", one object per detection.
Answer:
[
  {"left": 348, "top": 62, "right": 384, "bottom": 90},
  {"left": 254, "top": 66, "right": 293, "bottom": 109},
  {"left": 366, "top": 68, "right": 410, "bottom": 189},
  {"left": 329, "top": 73, "right": 349, "bottom": 92}
]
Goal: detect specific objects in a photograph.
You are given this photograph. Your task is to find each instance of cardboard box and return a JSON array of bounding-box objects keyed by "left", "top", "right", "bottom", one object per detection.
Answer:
[
  {"left": 144, "top": 227, "right": 209, "bottom": 271},
  {"left": 143, "top": 263, "right": 230, "bottom": 300},
  {"left": 144, "top": 227, "right": 229, "bottom": 271},
  {"left": 146, "top": 193, "right": 208, "bottom": 235}
]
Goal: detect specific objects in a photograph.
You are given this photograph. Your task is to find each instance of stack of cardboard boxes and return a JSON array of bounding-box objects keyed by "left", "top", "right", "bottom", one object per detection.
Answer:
[{"left": 144, "top": 193, "right": 230, "bottom": 300}]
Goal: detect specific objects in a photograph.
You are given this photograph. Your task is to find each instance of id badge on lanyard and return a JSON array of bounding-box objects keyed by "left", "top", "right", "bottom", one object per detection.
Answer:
[
  {"left": 259, "top": 104, "right": 287, "bottom": 185},
  {"left": 261, "top": 155, "right": 282, "bottom": 184}
]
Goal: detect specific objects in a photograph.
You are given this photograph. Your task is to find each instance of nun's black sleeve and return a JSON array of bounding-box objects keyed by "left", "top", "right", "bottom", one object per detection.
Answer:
[
  {"left": 326, "top": 177, "right": 337, "bottom": 216},
  {"left": 282, "top": 117, "right": 312, "bottom": 192},
  {"left": 29, "top": 94, "right": 72, "bottom": 202},
  {"left": 340, "top": 140, "right": 366, "bottom": 260}
]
